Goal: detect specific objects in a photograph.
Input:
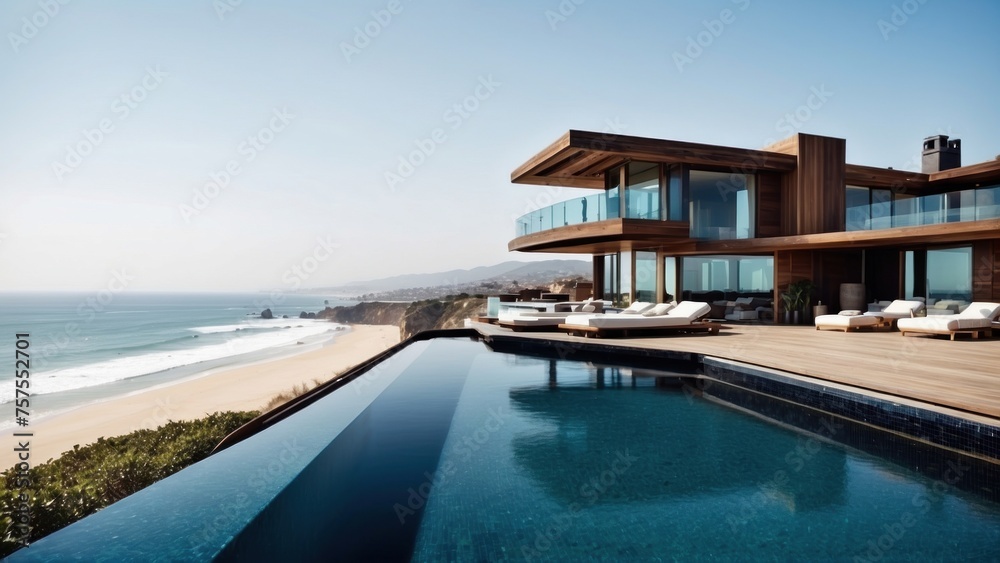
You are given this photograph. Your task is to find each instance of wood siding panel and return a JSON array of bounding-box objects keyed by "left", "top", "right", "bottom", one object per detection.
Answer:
[
  {"left": 795, "top": 134, "right": 846, "bottom": 234},
  {"left": 756, "top": 173, "right": 782, "bottom": 238},
  {"left": 775, "top": 250, "right": 814, "bottom": 321},
  {"left": 973, "top": 240, "right": 997, "bottom": 301},
  {"left": 994, "top": 241, "right": 1000, "bottom": 300},
  {"left": 780, "top": 170, "right": 798, "bottom": 236}
]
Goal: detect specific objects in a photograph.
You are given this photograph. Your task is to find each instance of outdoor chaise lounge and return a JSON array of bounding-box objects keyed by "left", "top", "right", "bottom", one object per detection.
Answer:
[
  {"left": 558, "top": 301, "right": 719, "bottom": 338},
  {"left": 497, "top": 299, "right": 606, "bottom": 331},
  {"left": 815, "top": 311, "right": 885, "bottom": 332},
  {"left": 896, "top": 302, "right": 1000, "bottom": 340},
  {"left": 863, "top": 299, "right": 924, "bottom": 322}
]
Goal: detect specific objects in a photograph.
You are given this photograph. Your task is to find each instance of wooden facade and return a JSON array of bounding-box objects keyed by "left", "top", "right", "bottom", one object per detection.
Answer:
[{"left": 509, "top": 130, "right": 1000, "bottom": 312}]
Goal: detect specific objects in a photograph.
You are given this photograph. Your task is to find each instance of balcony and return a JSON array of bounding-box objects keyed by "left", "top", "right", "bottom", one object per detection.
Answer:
[
  {"left": 847, "top": 185, "right": 1000, "bottom": 231},
  {"left": 510, "top": 194, "right": 688, "bottom": 253},
  {"left": 515, "top": 194, "right": 613, "bottom": 237}
]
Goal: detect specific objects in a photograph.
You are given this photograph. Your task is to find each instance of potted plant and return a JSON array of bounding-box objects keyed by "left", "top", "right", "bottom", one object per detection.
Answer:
[{"left": 781, "top": 279, "right": 817, "bottom": 324}]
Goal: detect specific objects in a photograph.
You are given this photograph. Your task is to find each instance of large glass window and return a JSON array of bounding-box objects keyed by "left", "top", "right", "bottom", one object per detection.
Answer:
[
  {"left": 681, "top": 255, "right": 773, "bottom": 293},
  {"left": 667, "top": 166, "right": 687, "bottom": 222},
  {"left": 620, "top": 250, "right": 632, "bottom": 305},
  {"left": 625, "top": 162, "right": 661, "bottom": 220},
  {"left": 927, "top": 247, "right": 972, "bottom": 302},
  {"left": 606, "top": 166, "right": 621, "bottom": 220},
  {"left": 845, "top": 186, "right": 870, "bottom": 231},
  {"left": 871, "top": 189, "right": 892, "bottom": 230},
  {"left": 903, "top": 246, "right": 973, "bottom": 305},
  {"left": 689, "top": 170, "right": 755, "bottom": 239},
  {"left": 634, "top": 251, "right": 657, "bottom": 302},
  {"left": 663, "top": 256, "right": 677, "bottom": 302},
  {"left": 847, "top": 186, "right": 893, "bottom": 231},
  {"left": 976, "top": 186, "right": 1000, "bottom": 220},
  {"left": 601, "top": 253, "right": 619, "bottom": 303}
]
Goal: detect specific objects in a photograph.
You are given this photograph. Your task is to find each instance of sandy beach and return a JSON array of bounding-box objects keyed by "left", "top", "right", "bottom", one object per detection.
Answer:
[{"left": 1, "top": 325, "right": 400, "bottom": 468}]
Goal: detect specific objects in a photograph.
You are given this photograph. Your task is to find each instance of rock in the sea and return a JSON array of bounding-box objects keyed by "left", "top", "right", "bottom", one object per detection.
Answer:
[
  {"left": 298, "top": 311, "right": 317, "bottom": 319},
  {"left": 260, "top": 308, "right": 274, "bottom": 319}
]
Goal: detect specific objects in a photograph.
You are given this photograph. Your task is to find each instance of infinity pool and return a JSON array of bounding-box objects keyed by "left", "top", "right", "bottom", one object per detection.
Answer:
[{"left": 13, "top": 336, "right": 1000, "bottom": 561}]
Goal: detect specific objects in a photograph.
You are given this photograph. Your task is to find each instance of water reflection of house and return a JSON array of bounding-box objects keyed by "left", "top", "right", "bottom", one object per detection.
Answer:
[{"left": 508, "top": 369, "right": 848, "bottom": 513}]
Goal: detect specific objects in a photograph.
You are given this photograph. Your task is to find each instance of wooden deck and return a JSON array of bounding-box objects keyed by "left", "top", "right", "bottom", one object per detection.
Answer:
[{"left": 474, "top": 322, "right": 1000, "bottom": 424}]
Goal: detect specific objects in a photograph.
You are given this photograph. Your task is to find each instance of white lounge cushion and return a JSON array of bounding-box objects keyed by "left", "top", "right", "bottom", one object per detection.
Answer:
[
  {"left": 897, "top": 302, "right": 1000, "bottom": 332},
  {"left": 641, "top": 303, "right": 675, "bottom": 317},
  {"left": 563, "top": 301, "right": 709, "bottom": 329},
  {"left": 863, "top": 300, "right": 924, "bottom": 319},
  {"left": 667, "top": 301, "right": 712, "bottom": 321},
  {"left": 619, "top": 301, "right": 655, "bottom": 315},
  {"left": 815, "top": 314, "right": 881, "bottom": 329}
]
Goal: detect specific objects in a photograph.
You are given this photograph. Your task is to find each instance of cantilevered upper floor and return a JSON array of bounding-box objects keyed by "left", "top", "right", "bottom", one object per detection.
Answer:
[{"left": 509, "top": 130, "right": 1000, "bottom": 255}]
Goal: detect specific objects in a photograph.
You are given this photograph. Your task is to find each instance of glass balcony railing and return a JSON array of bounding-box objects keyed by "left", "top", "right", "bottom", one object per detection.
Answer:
[
  {"left": 846, "top": 185, "right": 1000, "bottom": 232},
  {"left": 514, "top": 194, "right": 615, "bottom": 237}
]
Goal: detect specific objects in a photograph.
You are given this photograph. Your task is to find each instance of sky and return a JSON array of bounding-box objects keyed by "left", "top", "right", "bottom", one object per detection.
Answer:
[{"left": 1, "top": 0, "right": 999, "bottom": 292}]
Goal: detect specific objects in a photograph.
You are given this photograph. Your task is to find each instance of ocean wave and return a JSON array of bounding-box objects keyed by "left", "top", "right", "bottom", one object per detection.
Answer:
[
  {"left": 190, "top": 318, "right": 326, "bottom": 335},
  {"left": 0, "top": 323, "right": 338, "bottom": 404}
]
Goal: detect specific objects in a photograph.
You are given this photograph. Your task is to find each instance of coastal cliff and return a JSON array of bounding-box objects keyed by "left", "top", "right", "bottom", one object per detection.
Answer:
[
  {"left": 317, "top": 297, "right": 485, "bottom": 340},
  {"left": 317, "top": 301, "right": 410, "bottom": 326}
]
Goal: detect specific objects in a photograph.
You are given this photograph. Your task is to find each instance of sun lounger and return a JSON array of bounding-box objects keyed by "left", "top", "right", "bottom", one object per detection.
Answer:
[
  {"left": 559, "top": 301, "right": 719, "bottom": 338},
  {"left": 897, "top": 302, "right": 1000, "bottom": 340},
  {"left": 497, "top": 299, "right": 606, "bottom": 331},
  {"left": 863, "top": 299, "right": 924, "bottom": 321},
  {"left": 815, "top": 312, "right": 884, "bottom": 332}
]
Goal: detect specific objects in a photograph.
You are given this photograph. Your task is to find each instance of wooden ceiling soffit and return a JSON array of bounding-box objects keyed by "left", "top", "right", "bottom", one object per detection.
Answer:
[
  {"left": 512, "top": 130, "right": 799, "bottom": 189},
  {"left": 566, "top": 130, "right": 798, "bottom": 171},
  {"left": 844, "top": 164, "right": 928, "bottom": 189},
  {"left": 561, "top": 152, "right": 622, "bottom": 177},
  {"left": 928, "top": 159, "right": 1000, "bottom": 184}
]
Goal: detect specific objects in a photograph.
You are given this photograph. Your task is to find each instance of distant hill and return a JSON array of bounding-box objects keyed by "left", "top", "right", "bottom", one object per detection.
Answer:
[{"left": 311, "top": 259, "right": 591, "bottom": 301}]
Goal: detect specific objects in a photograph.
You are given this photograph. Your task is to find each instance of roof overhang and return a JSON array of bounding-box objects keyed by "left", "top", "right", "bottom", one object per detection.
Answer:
[{"left": 511, "top": 130, "right": 799, "bottom": 189}]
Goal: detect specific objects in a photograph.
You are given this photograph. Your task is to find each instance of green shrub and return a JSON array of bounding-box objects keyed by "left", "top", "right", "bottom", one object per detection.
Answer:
[{"left": 0, "top": 410, "right": 258, "bottom": 557}]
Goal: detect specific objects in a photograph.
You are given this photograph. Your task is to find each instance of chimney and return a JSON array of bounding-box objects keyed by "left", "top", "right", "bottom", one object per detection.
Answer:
[{"left": 921, "top": 135, "right": 961, "bottom": 173}]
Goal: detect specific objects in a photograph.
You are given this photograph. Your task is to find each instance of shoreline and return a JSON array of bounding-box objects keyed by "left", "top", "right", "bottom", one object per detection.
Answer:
[{"left": 0, "top": 324, "right": 400, "bottom": 468}]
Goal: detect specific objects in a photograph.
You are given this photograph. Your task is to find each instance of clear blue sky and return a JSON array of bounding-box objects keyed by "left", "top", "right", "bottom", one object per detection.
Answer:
[{"left": 1, "top": 0, "right": 998, "bottom": 291}]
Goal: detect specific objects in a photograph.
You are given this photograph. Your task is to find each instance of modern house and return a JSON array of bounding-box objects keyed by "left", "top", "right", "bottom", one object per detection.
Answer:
[{"left": 508, "top": 131, "right": 1000, "bottom": 321}]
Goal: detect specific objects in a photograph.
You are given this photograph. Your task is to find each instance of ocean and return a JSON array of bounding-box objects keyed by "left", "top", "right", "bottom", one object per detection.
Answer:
[{"left": 0, "top": 292, "right": 353, "bottom": 430}]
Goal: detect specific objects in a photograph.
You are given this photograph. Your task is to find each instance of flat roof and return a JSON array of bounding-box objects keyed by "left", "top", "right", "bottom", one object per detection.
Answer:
[{"left": 512, "top": 130, "right": 1000, "bottom": 191}]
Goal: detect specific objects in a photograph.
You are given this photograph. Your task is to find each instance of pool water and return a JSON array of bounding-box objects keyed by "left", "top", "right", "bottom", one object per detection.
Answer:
[
  {"left": 14, "top": 336, "right": 1000, "bottom": 561},
  {"left": 406, "top": 340, "right": 1000, "bottom": 561}
]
